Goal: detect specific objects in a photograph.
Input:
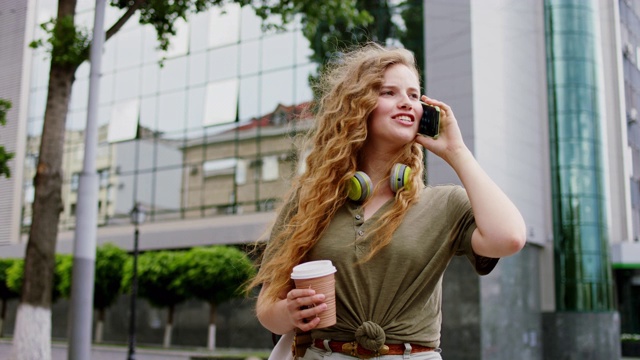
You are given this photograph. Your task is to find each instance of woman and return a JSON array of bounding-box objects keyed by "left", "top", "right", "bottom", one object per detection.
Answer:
[{"left": 249, "top": 43, "right": 526, "bottom": 359}]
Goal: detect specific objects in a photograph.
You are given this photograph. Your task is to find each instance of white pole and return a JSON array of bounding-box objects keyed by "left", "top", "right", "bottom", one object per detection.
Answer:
[{"left": 68, "top": 0, "right": 106, "bottom": 358}]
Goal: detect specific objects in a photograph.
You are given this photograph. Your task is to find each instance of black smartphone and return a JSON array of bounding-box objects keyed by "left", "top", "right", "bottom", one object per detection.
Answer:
[{"left": 418, "top": 102, "right": 440, "bottom": 138}]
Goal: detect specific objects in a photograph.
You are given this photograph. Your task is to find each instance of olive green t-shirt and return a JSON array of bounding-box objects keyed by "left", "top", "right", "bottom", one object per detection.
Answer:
[{"left": 304, "top": 185, "right": 498, "bottom": 348}]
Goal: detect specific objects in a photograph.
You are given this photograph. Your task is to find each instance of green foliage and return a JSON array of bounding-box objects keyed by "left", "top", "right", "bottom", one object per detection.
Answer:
[
  {"left": 6, "top": 255, "right": 72, "bottom": 302},
  {"left": 94, "top": 243, "right": 128, "bottom": 310},
  {"left": 5, "top": 260, "right": 24, "bottom": 295},
  {"left": 0, "top": 259, "right": 20, "bottom": 300},
  {"left": 0, "top": 99, "right": 10, "bottom": 127},
  {"left": 0, "top": 99, "right": 14, "bottom": 179},
  {"left": 55, "top": 253, "right": 74, "bottom": 299},
  {"left": 29, "top": 16, "right": 91, "bottom": 67},
  {"left": 122, "top": 250, "right": 189, "bottom": 308},
  {"left": 181, "top": 246, "right": 255, "bottom": 305},
  {"left": 302, "top": 0, "right": 424, "bottom": 101}
]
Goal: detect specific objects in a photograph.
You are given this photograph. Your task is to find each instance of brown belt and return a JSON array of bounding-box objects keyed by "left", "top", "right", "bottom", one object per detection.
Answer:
[{"left": 313, "top": 339, "right": 434, "bottom": 359}]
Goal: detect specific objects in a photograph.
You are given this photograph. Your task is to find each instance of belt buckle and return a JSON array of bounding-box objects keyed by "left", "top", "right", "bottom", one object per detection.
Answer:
[{"left": 341, "top": 341, "right": 390, "bottom": 359}]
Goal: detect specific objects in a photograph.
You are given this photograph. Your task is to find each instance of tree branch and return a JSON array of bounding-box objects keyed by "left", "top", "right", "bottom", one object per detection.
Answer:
[{"left": 105, "top": 0, "right": 146, "bottom": 42}]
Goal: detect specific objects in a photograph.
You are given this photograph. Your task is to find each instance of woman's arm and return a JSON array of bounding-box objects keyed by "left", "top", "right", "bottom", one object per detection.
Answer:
[
  {"left": 256, "top": 284, "right": 328, "bottom": 335},
  {"left": 416, "top": 96, "right": 526, "bottom": 258}
]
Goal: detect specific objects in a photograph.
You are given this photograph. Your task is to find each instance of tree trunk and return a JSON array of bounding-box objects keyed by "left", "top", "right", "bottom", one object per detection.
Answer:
[
  {"left": 163, "top": 305, "right": 174, "bottom": 348},
  {"left": 94, "top": 308, "right": 105, "bottom": 343},
  {"left": 207, "top": 302, "right": 216, "bottom": 350},
  {"left": 12, "top": 0, "right": 78, "bottom": 358}
]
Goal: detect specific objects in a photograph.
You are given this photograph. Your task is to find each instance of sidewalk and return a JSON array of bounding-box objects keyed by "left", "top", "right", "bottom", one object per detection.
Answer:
[{"left": 0, "top": 340, "right": 270, "bottom": 360}]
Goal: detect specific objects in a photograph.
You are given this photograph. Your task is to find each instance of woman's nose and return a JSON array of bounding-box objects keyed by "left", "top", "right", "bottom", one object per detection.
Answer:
[{"left": 398, "top": 96, "right": 412, "bottom": 109}]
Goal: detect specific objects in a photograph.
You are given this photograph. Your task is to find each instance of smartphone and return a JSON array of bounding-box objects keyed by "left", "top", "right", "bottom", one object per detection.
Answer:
[{"left": 418, "top": 102, "right": 441, "bottom": 138}]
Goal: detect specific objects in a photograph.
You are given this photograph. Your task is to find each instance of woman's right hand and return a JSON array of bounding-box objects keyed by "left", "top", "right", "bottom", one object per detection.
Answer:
[{"left": 285, "top": 288, "right": 327, "bottom": 332}]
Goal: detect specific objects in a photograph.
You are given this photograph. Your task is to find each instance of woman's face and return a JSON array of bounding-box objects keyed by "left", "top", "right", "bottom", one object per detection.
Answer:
[{"left": 367, "top": 64, "right": 423, "bottom": 151}]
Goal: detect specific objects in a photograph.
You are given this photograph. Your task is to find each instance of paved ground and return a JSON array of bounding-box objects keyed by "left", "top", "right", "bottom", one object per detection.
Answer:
[{"left": 0, "top": 340, "right": 270, "bottom": 360}]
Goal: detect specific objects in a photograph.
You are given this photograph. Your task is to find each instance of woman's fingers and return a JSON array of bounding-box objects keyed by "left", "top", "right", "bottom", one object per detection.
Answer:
[{"left": 286, "top": 289, "right": 327, "bottom": 330}]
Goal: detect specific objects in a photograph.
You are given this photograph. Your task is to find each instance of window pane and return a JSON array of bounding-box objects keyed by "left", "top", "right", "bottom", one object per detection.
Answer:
[
  {"left": 116, "top": 28, "right": 143, "bottom": 69},
  {"left": 159, "top": 56, "right": 187, "bottom": 93},
  {"left": 209, "top": 4, "right": 240, "bottom": 48},
  {"left": 240, "top": 40, "right": 260, "bottom": 76},
  {"left": 70, "top": 78, "right": 89, "bottom": 111},
  {"left": 188, "top": 52, "right": 207, "bottom": 87},
  {"left": 140, "top": 96, "right": 157, "bottom": 131},
  {"left": 189, "top": 11, "right": 209, "bottom": 53},
  {"left": 157, "top": 91, "right": 186, "bottom": 134},
  {"left": 204, "top": 79, "right": 239, "bottom": 126},
  {"left": 154, "top": 167, "right": 182, "bottom": 217},
  {"left": 141, "top": 64, "right": 160, "bottom": 96},
  {"left": 108, "top": 99, "right": 139, "bottom": 143},
  {"left": 240, "top": 6, "right": 262, "bottom": 41},
  {"left": 261, "top": 69, "right": 294, "bottom": 112},
  {"left": 186, "top": 86, "right": 206, "bottom": 129},
  {"left": 162, "top": 19, "right": 189, "bottom": 59},
  {"left": 208, "top": 46, "right": 239, "bottom": 82},
  {"left": 262, "top": 32, "right": 295, "bottom": 71},
  {"left": 99, "top": 73, "right": 114, "bottom": 105},
  {"left": 114, "top": 67, "right": 141, "bottom": 102},
  {"left": 239, "top": 75, "right": 259, "bottom": 121}
]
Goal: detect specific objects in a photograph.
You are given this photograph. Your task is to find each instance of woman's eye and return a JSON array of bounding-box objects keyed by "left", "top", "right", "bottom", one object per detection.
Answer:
[{"left": 381, "top": 90, "right": 393, "bottom": 96}]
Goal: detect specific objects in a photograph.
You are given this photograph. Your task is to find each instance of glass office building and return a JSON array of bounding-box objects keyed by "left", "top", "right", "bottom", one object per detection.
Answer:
[{"left": 22, "top": 0, "right": 317, "bottom": 231}]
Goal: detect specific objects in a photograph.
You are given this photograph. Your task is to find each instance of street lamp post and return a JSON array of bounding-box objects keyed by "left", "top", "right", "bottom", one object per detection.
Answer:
[{"left": 127, "top": 203, "right": 145, "bottom": 360}]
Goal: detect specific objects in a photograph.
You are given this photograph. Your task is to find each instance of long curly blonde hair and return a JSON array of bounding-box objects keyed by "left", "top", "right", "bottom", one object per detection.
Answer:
[{"left": 250, "top": 43, "right": 425, "bottom": 302}]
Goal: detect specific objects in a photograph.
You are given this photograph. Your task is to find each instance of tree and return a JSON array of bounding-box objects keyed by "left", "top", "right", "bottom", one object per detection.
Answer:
[
  {"left": 121, "top": 250, "right": 189, "bottom": 348},
  {"left": 92, "top": 243, "right": 128, "bottom": 343},
  {"left": 0, "top": 99, "right": 15, "bottom": 179},
  {"left": 302, "top": 0, "right": 424, "bottom": 100},
  {"left": 0, "top": 259, "right": 20, "bottom": 338},
  {"left": 180, "top": 246, "right": 255, "bottom": 350},
  {"left": 18, "top": 1, "right": 371, "bottom": 358}
]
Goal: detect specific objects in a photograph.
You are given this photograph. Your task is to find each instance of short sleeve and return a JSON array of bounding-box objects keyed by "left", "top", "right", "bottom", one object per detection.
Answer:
[{"left": 447, "top": 186, "right": 499, "bottom": 275}]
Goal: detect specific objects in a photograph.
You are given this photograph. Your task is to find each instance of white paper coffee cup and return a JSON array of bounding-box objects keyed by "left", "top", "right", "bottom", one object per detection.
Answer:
[{"left": 291, "top": 260, "right": 337, "bottom": 328}]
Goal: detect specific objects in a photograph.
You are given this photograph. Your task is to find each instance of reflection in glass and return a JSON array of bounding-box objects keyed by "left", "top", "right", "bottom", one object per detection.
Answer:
[
  {"left": 240, "top": 5, "right": 262, "bottom": 41},
  {"left": 261, "top": 69, "right": 294, "bottom": 113},
  {"left": 114, "top": 67, "right": 141, "bottom": 102},
  {"left": 208, "top": 46, "right": 239, "bottom": 82},
  {"left": 204, "top": 79, "right": 239, "bottom": 126},
  {"left": 140, "top": 96, "right": 158, "bottom": 131},
  {"left": 186, "top": 86, "right": 206, "bottom": 130},
  {"left": 154, "top": 167, "right": 182, "bottom": 216},
  {"left": 239, "top": 76, "right": 260, "bottom": 121},
  {"left": 189, "top": 12, "right": 210, "bottom": 53},
  {"left": 262, "top": 156, "right": 279, "bottom": 181},
  {"left": 108, "top": 99, "right": 139, "bottom": 143},
  {"left": 162, "top": 18, "right": 189, "bottom": 59},
  {"left": 240, "top": 40, "right": 260, "bottom": 76},
  {"left": 189, "top": 52, "right": 208, "bottom": 87},
  {"left": 116, "top": 28, "right": 143, "bottom": 69},
  {"left": 159, "top": 56, "right": 187, "bottom": 92},
  {"left": 141, "top": 65, "right": 160, "bottom": 96},
  {"left": 209, "top": 5, "right": 240, "bottom": 48},
  {"left": 262, "top": 32, "right": 295, "bottom": 71},
  {"left": 70, "top": 78, "right": 89, "bottom": 111},
  {"left": 157, "top": 91, "right": 186, "bottom": 135}
]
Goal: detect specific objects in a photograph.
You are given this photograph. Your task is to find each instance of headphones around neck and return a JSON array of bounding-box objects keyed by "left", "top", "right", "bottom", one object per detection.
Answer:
[{"left": 347, "top": 163, "right": 411, "bottom": 202}]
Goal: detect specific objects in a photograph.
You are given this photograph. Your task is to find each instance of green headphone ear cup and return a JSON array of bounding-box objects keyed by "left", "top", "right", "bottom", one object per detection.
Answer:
[
  {"left": 348, "top": 171, "right": 372, "bottom": 202},
  {"left": 390, "top": 163, "right": 411, "bottom": 192}
]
